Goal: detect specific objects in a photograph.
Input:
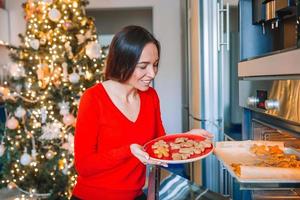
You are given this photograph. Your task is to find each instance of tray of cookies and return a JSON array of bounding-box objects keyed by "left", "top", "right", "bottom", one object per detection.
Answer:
[
  {"left": 214, "top": 140, "right": 300, "bottom": 183},
  {"left": 143, "top": 133, "right": 213, "bottom": 164}
]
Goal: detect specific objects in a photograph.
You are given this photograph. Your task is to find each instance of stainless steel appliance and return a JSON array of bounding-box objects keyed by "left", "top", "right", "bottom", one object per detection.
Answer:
[
  {"left": 185, "top": 0, "right": 236, "bottom": 192},
  {"left": 233, "top": 48, "right": 300, "bottom": 199}
]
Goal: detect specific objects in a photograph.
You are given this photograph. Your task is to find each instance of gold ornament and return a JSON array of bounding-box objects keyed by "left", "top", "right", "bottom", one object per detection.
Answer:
[
  {"left": 39, "top": 32, "right": 47, "bottom": 45},
  {"left": 37, "top": 63, "right": 51, "bottom": 89},
  {"left": 0, "top": 87, "right": 10, "bottom": 97},
  {"left": 24, "top": 1, "right": 36, "bottom": 21},
  {"left": 37, "top": 64, "right": 63, "bottom": 88},
  {"left": 24, "top": 1, "right": 43, "bottom": 21},
  {"left": 85, "top": 71, "right": 93, "bottom": 80},
  {"left": 80, "top": 17, "right": 88, "bottom": 26},
  {"left": 52, "top": 67, "right": 62, "bottom": 87},
  {"left": 46, "top": 30, "right": 54, "bottom": 43},
  {"left": 76, "top": 30, "right": 92, "bottom": 45},
  {"left": 58, "top": 159, "right": 65, "bottom": 170}
]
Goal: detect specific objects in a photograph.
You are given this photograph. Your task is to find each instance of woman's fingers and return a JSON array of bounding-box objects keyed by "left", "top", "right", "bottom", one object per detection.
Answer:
[
  {"left": 130, "top": 143, "right": 168, "bottom": 167},
  {"left": 187, "top": 129, "right": 214, "bottom": 138},
  {"left": 146, "top": 159, "right": 168, "bottom": 167},
  {"left": 200, "top": 130, "right": 214, "bottom": 138}
]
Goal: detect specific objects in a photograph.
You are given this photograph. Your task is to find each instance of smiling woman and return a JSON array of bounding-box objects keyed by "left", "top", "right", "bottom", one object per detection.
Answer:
[
  {"left": 72, "top": 25, "right": 166, "bottom": 200},
  {"left": 72, "top": 25, "right": 212, "bottom": 200}
]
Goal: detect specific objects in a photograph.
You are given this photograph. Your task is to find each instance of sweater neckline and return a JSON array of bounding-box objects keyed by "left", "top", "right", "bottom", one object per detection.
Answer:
[{"left": 98, "top": 83, "right": 142, "bottom": 124}]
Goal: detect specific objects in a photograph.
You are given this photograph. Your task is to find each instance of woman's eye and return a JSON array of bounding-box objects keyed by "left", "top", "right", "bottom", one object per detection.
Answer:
[{"left": 138, "top": 65, "right": 147, "bottom": 69}]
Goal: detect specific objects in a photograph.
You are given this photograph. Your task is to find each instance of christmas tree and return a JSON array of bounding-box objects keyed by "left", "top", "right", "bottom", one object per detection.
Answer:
[{"left": 0, "top": 0, "right": 107, "bottom": 199}]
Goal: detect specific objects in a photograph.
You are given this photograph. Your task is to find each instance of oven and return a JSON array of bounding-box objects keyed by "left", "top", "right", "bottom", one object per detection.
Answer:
[{"left": 235, "top": 77, "right": 300, "bottom": 199}]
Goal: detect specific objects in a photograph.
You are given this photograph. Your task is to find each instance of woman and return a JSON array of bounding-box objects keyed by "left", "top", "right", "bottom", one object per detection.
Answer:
[{"left": 72, "top": 25, "right": 212, "bottom": 200}]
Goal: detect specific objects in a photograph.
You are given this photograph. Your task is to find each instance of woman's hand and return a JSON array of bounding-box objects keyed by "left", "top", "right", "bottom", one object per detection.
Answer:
[
  {"left": 186, "top": 129, "right": 214, "bottom": 138},
  {"left": 130, "top": 144, "right": 168, "bottom": 167}
]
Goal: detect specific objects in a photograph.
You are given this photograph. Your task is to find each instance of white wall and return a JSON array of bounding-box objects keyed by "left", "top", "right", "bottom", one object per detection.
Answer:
[
  {"left": 0, "top": 8, "right": 9, "bottom": 43},
  {"left": 87, "top": 8, "right": 153, "bottom": 35},
  {"left": 0, "top": 0, "right": 183, "bottom": 133},
  {"left": 4, "top": 0, "right": 26, "bottom": 46},
  {"left": 87, "top": 0, "right": 183, "bottom": 133}
]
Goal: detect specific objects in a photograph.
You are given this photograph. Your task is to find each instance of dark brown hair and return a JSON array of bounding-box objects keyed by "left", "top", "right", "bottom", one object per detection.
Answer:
[{"left": 105, "top": 25, "right": 160, "bottom": 82}]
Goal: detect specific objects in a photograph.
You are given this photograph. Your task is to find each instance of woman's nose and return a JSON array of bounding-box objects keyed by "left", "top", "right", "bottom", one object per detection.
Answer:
[{"left": 147, "top": 66, "right": 156, "bottom": 78}]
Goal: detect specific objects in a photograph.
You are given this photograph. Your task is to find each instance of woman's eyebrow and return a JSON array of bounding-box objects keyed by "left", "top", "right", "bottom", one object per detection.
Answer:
[
  {"left": 137, "top": 59, "right": 159, "bottom": 64},
  {"left": 137, "top": 61, "right": 150, "bottom": 64}
]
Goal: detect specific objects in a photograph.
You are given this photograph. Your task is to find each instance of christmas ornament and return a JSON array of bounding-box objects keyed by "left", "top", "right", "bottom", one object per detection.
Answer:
[
  {"left": 35, "top": 122, "right": 41, "bottom": 128},
  {"left": 85, "top": 71, "right": 93, "bottom": 80},
  {"left": 69, "top": 71, "right": 80, "bottom": 84},
  {"left": 0, "top": 87, "right": 10, "bottom": 98},
  {"left": 39, "top": 33, "right": 47, "bottom": 45},
  {"left": 40, "top": 37, "right": 47, "bottom": 45},
  {"left": 76, "top": 30, "right": 92, "bottom": 44},
  {"left": 20, "top": 149, "right": 32, "bottom": 166},
  {"left": 62, "top": 133, "right": 74, "bottom": 154},
  {"left": 7, "top": 182, "right": 17, "bottom": 190},
  {"left": 15, "top": 85, "right": 22, "bottom": 93},
  {"left": 24, "top": 1, "right": 40, "bottom": 21},
  {"left": 31, "top": 148, "right": 37, "bottom": 161},
  {"left": 37, "top": 63, "right": 51, "bottom": 89},
  {"left": 29, "top": 39, "right": 40, "bottom": 50},
  {"left": 9, "top": 63, "right": 25, "bottom": 79},
  {"left": 39, "top": 122, "right": 63, "bottom": 140},
  {"left": 40, "top": 107, "right": 47, "bottom": 124},
  {"left": 63, "top": 20, "right": 73, "bottom": 31},
  {"left": 62, "top": 62, "right": 68, "bottom": 82},
  {"left": 85, "top": 42, "right": 101, "bottom": 59},
  {"left": 14, "top": 106, "right": 26, "bottom": 119},
  {"left": 80, "top": 17, "right": 88, "bottom": 26},
  {"left": 52, "top": 67, "right": 62, "bottom": 87},
  {"left": 48, "top": 8, "right": 61, "bottom": 22},
  {"left": 6, "top": 117, "right": 19, "bottom": 130},
  {"left": 63, "top": 114, "right": 75, "bottom": 126},
  {"left": 0, "top": 142, "right": 5, "bottom": 157},
  {"left": 64, "top": 42, "right": 73, "bottom": 59},
  {"left": 62, "top": 166, "right": 68, "bottom": 175},
  {"left": 58, "top": 159, "right": 65, "bottom": 170},
  {"left": 46, "top": 30, "right": 54, "bottom": 42},
  {"left": 45, "top": 150, "right": 55, "bottom": 160},
  {"left": 58, "top": 101, "right": 70, "bottom": 116}
]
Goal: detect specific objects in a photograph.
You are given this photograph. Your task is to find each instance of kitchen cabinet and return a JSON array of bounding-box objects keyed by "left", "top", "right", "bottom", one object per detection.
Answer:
[{"left": 239, "top": 0, "right": 299, "bottom": 61}]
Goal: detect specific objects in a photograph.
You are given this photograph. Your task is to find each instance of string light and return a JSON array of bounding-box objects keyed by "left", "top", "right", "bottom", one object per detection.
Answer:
[{"left": 2, "top": 0, "right": 107, "bottom": 198}]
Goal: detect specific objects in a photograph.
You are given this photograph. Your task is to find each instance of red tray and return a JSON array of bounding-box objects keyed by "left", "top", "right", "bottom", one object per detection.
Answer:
[{"left": 143, "top": 133, "right": 214, "bottom": 164}]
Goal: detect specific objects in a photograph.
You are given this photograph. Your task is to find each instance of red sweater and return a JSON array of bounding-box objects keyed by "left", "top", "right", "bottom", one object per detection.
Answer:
[{"left": 72, "top": 83, "right": 165, "bottom": 200}]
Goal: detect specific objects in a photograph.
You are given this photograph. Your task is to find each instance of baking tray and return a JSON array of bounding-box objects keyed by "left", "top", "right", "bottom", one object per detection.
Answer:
[{"left": 215, "top": 140, "right": 300, "bottom": 183}]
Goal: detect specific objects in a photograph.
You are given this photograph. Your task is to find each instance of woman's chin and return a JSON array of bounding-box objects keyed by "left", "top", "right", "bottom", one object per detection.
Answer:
[{"left": 137, "top": 85, "right": 150, "bottom": 91}]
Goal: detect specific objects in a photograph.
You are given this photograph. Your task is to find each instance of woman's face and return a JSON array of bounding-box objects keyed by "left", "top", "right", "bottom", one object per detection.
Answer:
[{"left": 126, "top": 43, "right": 159, "bottom": 91}]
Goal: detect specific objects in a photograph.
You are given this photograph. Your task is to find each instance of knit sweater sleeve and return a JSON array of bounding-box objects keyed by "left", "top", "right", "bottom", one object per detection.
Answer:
[
  {"left": 74, "top": 88, "right": 132, "bottom": 177},
  {"left": 151, "top": 88, "right": 166, "bottom": 137}
]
